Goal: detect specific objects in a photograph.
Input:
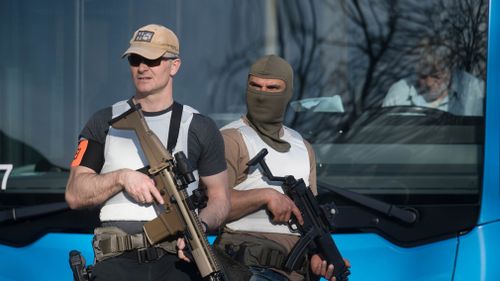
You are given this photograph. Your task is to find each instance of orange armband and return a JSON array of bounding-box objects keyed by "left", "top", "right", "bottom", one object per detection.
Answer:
[{"left": 71, "top": 139, "right": 89, "bottom": 167}]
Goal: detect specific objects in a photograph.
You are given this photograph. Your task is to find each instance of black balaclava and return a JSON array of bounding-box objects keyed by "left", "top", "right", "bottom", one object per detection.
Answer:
[{"left": 246, "top": 55, "right": 293, "bottom": 152}]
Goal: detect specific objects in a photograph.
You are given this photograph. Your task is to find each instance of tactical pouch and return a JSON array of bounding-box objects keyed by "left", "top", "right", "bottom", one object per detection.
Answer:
[
  {"left": 214, "top": 231, "right": 288, "bottom": 271},
  {"left": 212, "top": 245, "right": 252, "bottom": 281},
  {"left": 92, "top": 226, "right": 176, "bottom": 263},
  {"left": 93, "top": 226, "right": 128, "bottom": 262}
]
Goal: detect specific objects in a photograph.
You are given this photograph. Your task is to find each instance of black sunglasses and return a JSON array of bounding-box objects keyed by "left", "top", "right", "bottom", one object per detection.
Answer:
[{"left": 127, "top": 54, "right": 177, "bottom": 67}]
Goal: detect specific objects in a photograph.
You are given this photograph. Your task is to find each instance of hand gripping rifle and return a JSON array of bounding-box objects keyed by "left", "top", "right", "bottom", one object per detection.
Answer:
[
  {"left": 109, "top": 104, "right": 227, "bottom": 281},
  {"left": 247, "top": 148, "right": 350, "bottom": 281}
]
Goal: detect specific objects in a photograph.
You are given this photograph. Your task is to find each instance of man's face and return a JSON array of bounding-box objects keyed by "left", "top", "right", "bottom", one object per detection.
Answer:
[
  {"left": 417, "top": 69, "right": 450, "bottom": 102},
  {"left": 248, "top": 75, "right": 286, "bottom": 93},
  {"left": 128, "top": 54, "right": 180, "bottom": 95},
  {"left": 246, "top": 74, "right": 289, "bottom": 124}
]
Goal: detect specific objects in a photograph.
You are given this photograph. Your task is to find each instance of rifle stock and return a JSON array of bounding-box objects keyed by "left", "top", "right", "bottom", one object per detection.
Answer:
[{"left": 110, "top": 104, "right": 227, "bottom": 280}]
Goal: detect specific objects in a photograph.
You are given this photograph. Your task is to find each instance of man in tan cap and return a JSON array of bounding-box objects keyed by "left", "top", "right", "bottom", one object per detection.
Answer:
[
  {"left": 65, "top": 24, "right": 230, "bottom": 280},
  {"left": 214, "top": 55, "right": 350, "bottom": 281}
]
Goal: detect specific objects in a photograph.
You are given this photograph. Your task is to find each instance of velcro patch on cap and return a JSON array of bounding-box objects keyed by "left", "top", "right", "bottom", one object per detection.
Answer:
[{"left": 134, "top": 31, "right": 154, "bottom": 42}]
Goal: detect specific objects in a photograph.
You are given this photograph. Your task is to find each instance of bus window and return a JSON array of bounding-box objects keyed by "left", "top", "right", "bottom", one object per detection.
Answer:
[{"left": 290, "top": 0, "right": 487, "bottom": 246}]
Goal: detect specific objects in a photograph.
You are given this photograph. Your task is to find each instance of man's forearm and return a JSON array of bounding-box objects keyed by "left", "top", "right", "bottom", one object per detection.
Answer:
[
  {"left": 199, "top": 195, "right": 230, "bottom": 230},
  {"left": 198, "top": 171, "right": 230, "bottom": 229},
  {"left": 226, "top": 188, "right": 269, "bottom": 222},
  {"left": 65, "top": 166, "right": 124, "bottom": 209}
]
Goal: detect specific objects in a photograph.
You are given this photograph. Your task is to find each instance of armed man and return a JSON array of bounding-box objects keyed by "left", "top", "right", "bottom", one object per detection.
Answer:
[
  {"left": 65, "top": 23, "right": 230, "bottom": 281},
  {"left": 212, "top": 55, "right": 350, "bottom": 281}
]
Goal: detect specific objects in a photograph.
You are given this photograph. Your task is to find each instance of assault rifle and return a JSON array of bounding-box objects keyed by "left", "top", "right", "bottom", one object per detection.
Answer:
[
  {"left": 109, "top": 104, "right": 227, "bottom": 281},
  {"left": 247, "top": 148, "right": 350, "bottom": 281}
]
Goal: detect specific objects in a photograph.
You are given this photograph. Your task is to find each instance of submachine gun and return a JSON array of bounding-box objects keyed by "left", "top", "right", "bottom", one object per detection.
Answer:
[
  {"left": 247, "top": 148, "right": 350, "bottom": 281},
  {"left": 109, "top": 104, "right": 227, "bottom": 281}
]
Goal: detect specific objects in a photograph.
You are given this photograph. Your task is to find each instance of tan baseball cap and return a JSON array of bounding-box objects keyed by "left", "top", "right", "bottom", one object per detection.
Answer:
[{"left": 122, "top": 24, "right": 179, "bottom": 59}]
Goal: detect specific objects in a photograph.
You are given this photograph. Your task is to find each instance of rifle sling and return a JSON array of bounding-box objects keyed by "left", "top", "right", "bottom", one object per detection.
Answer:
[{"left": 167, "top": 102, "right": 183, "bottom": 153}]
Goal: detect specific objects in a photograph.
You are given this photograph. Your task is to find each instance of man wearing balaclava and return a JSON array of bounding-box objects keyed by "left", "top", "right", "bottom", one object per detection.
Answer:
[{"left": 216, "top": 55, "right": 348, "bottom": 281}]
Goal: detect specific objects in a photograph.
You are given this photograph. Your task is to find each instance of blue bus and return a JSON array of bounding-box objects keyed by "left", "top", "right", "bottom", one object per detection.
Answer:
[{"left": 0, "top": 0, "right": 498, "bottom": 280}]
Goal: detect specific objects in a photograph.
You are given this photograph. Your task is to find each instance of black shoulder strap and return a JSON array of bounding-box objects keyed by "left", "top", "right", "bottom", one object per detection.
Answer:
[{"left": 167, "top": 102, "right": 183, "bottom": 153}]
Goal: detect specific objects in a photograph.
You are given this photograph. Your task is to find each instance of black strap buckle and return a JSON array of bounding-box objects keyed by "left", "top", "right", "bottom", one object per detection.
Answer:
[{"left": 136, "top": 247, "right": 165, "bottom": 263}]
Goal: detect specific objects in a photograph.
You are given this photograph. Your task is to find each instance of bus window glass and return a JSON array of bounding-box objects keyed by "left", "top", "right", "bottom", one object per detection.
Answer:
[{"left": 0, "top": 0, "right": 487, "bottom": 230}]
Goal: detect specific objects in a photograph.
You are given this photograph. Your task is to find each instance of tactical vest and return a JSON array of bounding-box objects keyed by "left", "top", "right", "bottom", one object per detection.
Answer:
[
  {"left": 222, "top": 118, "right": 310, "bottom": 234},
  {"left": 99, "top": 99, "right": 200, "bottom": 222}
]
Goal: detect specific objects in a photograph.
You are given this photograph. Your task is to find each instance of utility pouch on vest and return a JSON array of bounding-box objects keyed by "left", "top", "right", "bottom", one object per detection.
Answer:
[
  {"left": 214, "top": 232, "right": 288, "bottom": 270},
  {"left": 212, "top": 245, "right": 252, "bottom": 281},
  {"left": 92, "top": 226, "right": 176, "bottom": 263},
  {"left": 215, "top": 231, "right": 312, "bottom": 280}
]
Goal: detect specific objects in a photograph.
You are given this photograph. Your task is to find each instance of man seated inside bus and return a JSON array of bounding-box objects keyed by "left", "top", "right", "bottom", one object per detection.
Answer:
[{"left": 382, "top": 42, "right": 484, "bottom": 116}]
